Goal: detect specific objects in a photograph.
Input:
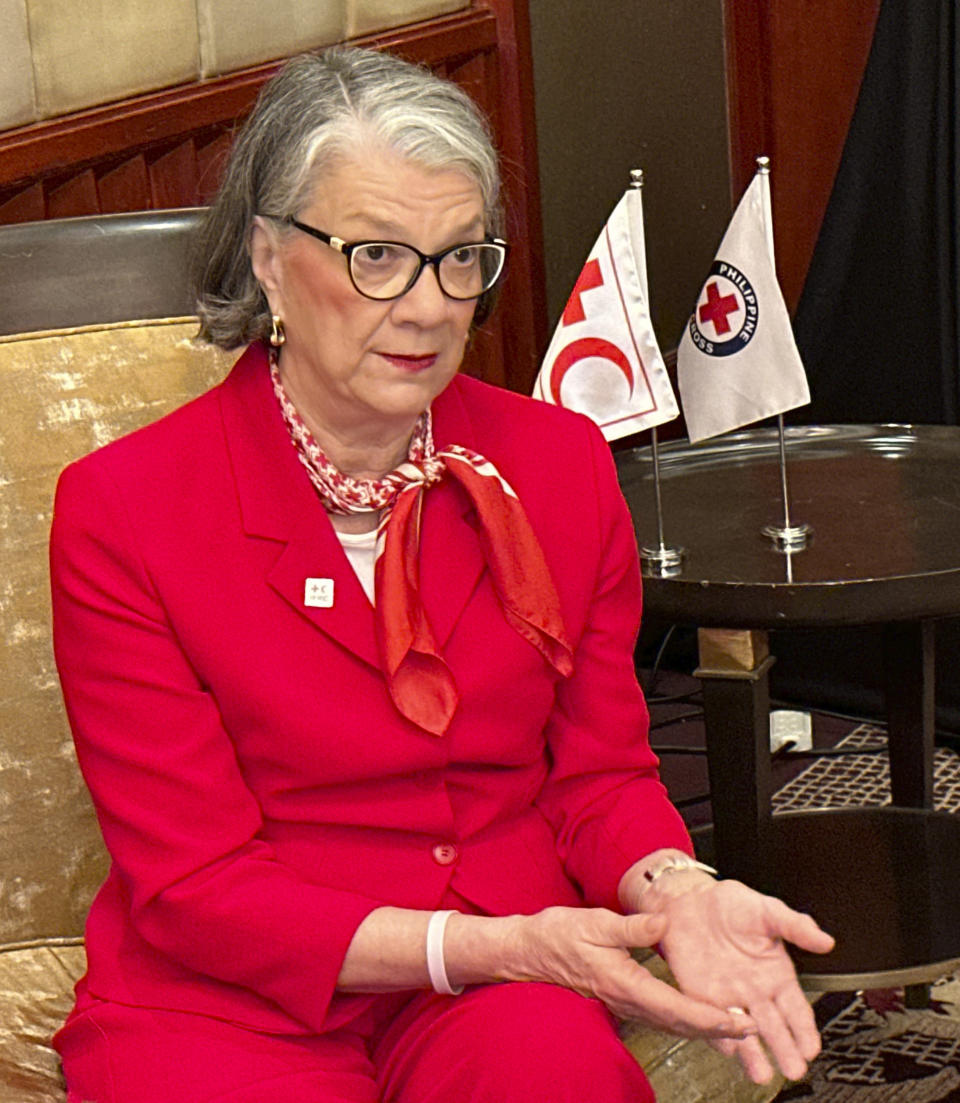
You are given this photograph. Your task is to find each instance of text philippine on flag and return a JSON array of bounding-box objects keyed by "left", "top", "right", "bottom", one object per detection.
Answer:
[
  {"left": 676, "top": 168, "right": 810, "bottom": 443},
  {"left": 533, "top": 187, "right": 678, "bottom": 442}
]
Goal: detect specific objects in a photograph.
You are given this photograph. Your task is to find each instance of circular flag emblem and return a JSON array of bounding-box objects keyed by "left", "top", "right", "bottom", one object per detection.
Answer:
[{"left": 688, "top": 260, "right": 759, "bottom": 357}]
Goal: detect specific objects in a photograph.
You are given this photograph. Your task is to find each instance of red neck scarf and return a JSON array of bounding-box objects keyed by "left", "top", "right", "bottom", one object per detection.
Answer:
[{"left": 271, "top": 356, "right": 573, "bottom": 735}]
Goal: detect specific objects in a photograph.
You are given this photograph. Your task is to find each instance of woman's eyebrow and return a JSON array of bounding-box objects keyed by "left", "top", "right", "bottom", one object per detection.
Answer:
[{"left": 342, "top": 214, "right": 486, "bottom": 241}]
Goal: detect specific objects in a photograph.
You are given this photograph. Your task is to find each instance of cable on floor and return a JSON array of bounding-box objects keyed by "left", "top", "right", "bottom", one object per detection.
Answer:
[
  {"left": 641, "top": 624, "right": 677, "bottom": 698},
  {"left": 649, "top": 710, "right": 705, "bottom": 732}
]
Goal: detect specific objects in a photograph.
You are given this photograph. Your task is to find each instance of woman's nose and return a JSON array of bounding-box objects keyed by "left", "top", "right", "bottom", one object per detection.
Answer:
[{"left": 392, "top": 262, "right": 449, "bottom": 324}]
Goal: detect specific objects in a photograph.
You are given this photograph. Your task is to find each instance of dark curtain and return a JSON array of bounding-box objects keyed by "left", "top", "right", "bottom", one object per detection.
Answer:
[
  {"left": 771, "top": 1, "right": 960, "bottom": 733},
  {"left": 793, "top": 0, "right": 959, "bottom": 426}
]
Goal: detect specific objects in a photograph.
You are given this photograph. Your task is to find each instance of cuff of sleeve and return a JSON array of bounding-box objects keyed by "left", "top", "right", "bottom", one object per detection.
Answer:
[
  {"left": 290, "top": 894, "right": 385, "bottom": 1033},
  {"left": 579, "top": 809, "right": 695, "bottom": 913}
]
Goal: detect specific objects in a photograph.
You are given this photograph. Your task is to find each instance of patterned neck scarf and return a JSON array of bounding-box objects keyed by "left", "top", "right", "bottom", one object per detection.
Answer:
[{"left": 270, "top": 355, "right": 572, "bottom": 735}]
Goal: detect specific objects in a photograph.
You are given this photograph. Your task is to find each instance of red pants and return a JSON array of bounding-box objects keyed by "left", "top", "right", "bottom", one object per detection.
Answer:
[{"left": 56, "top": 983, "right": 655, "bottom": 1102}]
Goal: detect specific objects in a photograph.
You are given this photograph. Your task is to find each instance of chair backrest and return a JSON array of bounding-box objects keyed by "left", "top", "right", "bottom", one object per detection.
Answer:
[
  {"left": 0, "top": 208, "right": 204, "bottom": 336},
  {"left": 0, "top": 210, "right": 233, "bottom": 945}
]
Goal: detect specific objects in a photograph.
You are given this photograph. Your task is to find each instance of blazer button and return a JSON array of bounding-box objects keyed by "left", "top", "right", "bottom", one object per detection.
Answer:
[{"left": 432, "top": 842, "right": 459, "bottom": 866}]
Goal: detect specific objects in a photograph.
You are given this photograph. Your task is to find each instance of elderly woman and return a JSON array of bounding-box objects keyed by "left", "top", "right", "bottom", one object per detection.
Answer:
[{"left": 50, "top": 47, "right": 832, "bottom": 1103}]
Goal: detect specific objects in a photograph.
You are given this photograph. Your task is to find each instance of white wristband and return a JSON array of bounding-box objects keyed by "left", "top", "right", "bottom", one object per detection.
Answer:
[{"left": 426, "top": 909, "right": 464, "bottom": 995}]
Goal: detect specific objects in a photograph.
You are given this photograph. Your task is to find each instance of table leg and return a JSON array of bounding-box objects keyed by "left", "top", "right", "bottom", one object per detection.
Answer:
[
  {"left": 882, "top": 621, "right": 936, "bottom": 1007},
  {"left": 882, "top": 621, "right": 935, "bottom": 809},
  {"left": 695, "top": 629, "right": 776, "bottom": 892}
]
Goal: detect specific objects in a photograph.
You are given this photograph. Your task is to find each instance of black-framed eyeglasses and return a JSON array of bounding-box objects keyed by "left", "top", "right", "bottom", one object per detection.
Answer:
[{"left": 275, "top": 216, "right": 509, "bottom": 302}]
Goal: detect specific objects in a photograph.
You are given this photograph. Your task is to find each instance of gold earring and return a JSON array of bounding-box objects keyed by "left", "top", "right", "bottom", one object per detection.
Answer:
[{"left": 269, "top": 314, "right": 286, "bottom": 348}]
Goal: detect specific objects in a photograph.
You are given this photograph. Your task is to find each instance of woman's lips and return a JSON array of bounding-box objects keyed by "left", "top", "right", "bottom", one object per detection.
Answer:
[{"left": 380, "top": 352, "right": 438, "bottom": 371}]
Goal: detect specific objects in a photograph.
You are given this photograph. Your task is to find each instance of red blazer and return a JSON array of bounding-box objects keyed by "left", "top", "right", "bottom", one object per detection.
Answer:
[{"left": 50, "top": 342, "right": 691, "bottom": 1036}]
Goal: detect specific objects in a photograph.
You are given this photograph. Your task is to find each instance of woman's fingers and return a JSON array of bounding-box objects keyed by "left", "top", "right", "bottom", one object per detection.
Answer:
[
  {"left": 746, "top": 995, "right": 811, "bottom": 1082},
  {"left": 709, "top": 1032, "right": 780, "bottom": 1086},
  {"left": 516, "top": 906, "right": 763, "bottom": 1045},
  {"left": 728, "top": 1034, "right": 777, "bottom": 1084},
  {"left": 710, "top": 985, "right": 820, "bottom": 1084},
  {"left": 621, "top": 961, "right": 759, "bottom": 1040},
  {"left": 774, "top": 984, "right": 822, "bottom": 1062},
  {"left": 708, "top": 1036, "right": 738, "bottom": 1059},
  {"left": 622, "top": 910, "right": 668, "bottom": 948},
  {"left": 762, "top": 896, "right": 835, "bottom": 955}
]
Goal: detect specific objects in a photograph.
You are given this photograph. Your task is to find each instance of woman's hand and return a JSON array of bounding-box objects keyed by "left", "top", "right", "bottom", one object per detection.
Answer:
[
  {"left": 638, "top": 874, "right": 834, "bottom": 1084},
  {"left": 499, "top": 906, "right": 759, "bottom": 1042}
]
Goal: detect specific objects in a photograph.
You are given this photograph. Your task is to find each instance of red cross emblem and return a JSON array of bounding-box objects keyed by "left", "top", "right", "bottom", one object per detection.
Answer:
[{"left": 698, "top": 281, "right": 740, "bottom": 336}]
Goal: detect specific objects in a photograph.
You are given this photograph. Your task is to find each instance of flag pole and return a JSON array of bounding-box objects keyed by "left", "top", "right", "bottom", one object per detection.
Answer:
[
  {"left": 641, "top": 422, "right": 685, "bottom": 574},
  {"left": 630, "top": 169, "right": 684, "bottom": 575},
  {"left": 755, "top": 155, "right": 811, "bottom": 552}
]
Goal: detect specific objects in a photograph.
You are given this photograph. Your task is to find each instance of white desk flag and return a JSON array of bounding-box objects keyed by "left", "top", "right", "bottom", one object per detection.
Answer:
[
  {"left": 533, "top": 185, "right": 678, "bottom": 441},
  {"left": 676, "top": 167, "right": 810, "bottom": 443}
]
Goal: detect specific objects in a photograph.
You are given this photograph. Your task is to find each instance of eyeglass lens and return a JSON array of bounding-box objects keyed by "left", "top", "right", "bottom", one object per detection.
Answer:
[{"left": 350, "top": 243, "right": 504, "bottom": 300}]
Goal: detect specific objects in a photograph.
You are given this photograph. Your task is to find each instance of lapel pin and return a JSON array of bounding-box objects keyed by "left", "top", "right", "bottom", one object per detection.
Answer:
[{"left": 304, "top": 577, "right": 335, "bottom": 609}]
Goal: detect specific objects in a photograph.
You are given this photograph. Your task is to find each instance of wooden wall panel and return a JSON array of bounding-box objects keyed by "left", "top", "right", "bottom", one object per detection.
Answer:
[
  {"left": 195, "top": 130, "right": 235, "bottom": 204},
  {"left": 46, "top": 169, "right": 98, "bottom": 218},
  {"left": 529, "top": 0, "right": 730, "bottom": 362},
  {"left": 149, "top": 142, "right": 201, "bottom": 209},
  {"left": 97, "top": 155, "right": 151, "bottom": 212},
  {"left": 724, "top": 0, "right": 883, "bottom": 311},
  {"left": 0, "top": 181, "right": 44, "bottom": 222},
  {"left": 481, "top": 0, "right": 546, "bottom": 377}
]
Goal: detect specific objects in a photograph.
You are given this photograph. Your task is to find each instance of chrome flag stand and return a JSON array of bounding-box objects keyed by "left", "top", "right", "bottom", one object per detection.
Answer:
[
  {"left": 628, "top": 170, "right": 684, "bottom": 576},
  {"left": 640, "top": 424, "right": 684, "bottom": 575},
  {"left": 756, "top": 156, "right": 811, "bottom": 552},
  {"left": 761, "top": 413, "right": 811, "bottom": 551}
]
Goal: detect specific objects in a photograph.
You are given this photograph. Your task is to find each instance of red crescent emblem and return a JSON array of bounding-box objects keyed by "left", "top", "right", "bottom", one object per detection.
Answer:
[{"left": 549, "top": 337, "right": 634, "bottom": 405}]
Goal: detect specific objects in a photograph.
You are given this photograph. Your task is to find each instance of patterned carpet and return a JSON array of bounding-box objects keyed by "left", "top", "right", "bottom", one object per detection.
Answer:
[
  {"left": 777, "top": 977, "right": 960, "bottom": 1102},
  {"left": 770, "top": 726, "right": 960, "bottom": 818},
  {"left": 770, "top": 726, "right": 960, "bottom": 1102}
]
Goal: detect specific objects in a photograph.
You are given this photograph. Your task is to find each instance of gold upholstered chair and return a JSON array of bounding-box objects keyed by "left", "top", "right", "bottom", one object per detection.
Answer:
[
  {"left": 0, "top": 209, "right": 233, "bottom": 1100},
  {"left": 0, "top": 210, "right": 782, "bottom": 1103}
]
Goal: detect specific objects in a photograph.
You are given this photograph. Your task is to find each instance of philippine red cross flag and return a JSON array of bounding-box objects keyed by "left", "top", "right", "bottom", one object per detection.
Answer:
[
  {"left": 676, "top": 166, "right": 810, "bottom": 442},
  {"left": 532, "top": 185, "right": 678, "bottom": 441}
]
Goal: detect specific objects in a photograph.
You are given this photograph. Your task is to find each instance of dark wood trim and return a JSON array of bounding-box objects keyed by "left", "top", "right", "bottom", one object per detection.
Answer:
[
  {"left": 722, "top": 0, "right": 773, "bottom": 205},
  {"left": 480, "top": 0, "right": 548, "bottom": 387}
]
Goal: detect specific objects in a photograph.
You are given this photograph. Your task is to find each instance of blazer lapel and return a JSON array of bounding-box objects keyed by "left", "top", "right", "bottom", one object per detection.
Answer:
[
  {"left": 266, "top": 513, "right": 379, "bottom": 668},
  {"left": 217, "top": 345, "right": 380, "bottom": 670}
]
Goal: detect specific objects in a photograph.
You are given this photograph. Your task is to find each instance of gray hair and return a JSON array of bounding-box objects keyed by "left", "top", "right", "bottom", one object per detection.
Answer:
[{"left": 193, "top": 47, "right": 503, "bottom": 348}]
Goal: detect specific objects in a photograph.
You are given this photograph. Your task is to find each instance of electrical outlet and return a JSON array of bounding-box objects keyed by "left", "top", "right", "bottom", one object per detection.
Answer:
[{"left": 769, "top": 709, "right": 812, "bottom": 753}]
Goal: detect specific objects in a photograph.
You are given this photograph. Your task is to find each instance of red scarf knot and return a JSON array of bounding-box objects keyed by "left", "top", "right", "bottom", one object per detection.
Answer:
[{"left": 271, "top": 356, "right": 572, "bottom": 735}]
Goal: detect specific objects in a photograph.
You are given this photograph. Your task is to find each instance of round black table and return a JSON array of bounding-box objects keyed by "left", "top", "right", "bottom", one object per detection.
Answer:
[{"left": 616, "top": 425, "right": 960, "bottom": 989}]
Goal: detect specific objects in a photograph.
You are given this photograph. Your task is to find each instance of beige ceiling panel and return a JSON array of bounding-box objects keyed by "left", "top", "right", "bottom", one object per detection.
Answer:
[
  {"left": 28, "top": 0, "right": 200, "bottom": 119},
  {"left": 346, "top": 0, "right": 467, "bottom": 39},
  {"left": 198, "top": 0, "right": 346, "bottom": 77},
  {"left": 0, "top": 0, "right": 36, "bottom": 130}
]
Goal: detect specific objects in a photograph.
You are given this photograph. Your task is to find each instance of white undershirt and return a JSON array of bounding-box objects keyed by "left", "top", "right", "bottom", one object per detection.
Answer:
[{"left": 336, "top": 528, "right": 378, "bottom": 605}]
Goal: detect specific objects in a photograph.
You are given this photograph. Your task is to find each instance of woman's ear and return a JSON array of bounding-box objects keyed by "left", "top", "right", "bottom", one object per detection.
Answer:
[{"left": 249, "top": 215, "right": 282, "bottom": 307}]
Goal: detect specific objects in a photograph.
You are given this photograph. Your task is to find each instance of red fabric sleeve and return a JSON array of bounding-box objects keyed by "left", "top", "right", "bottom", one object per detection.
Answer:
[
  {"left": 535, "top": 422, "right": 693, "bottom": 912},
  {"left": 50, "top": 459, "right": 381, "bottom": 1033}
]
